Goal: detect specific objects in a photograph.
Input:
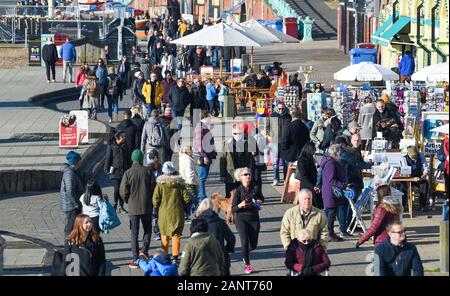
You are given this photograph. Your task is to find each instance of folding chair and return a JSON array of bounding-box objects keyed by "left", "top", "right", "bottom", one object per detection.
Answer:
[{"left": 346, "top": 184, "right": 374, "bottom": 235}]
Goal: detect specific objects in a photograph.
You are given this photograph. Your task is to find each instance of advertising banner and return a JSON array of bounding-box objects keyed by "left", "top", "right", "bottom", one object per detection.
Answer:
[
  {"left": 69, "top": 110, "right": 89, "bottom": 144},
  {"left": 59, "top": 114, "right": 78, "bottom": 148}
]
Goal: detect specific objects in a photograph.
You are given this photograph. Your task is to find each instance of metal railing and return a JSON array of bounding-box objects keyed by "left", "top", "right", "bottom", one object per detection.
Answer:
[{"left": 0, "top": 5, "right": 129, "bottom": 43}]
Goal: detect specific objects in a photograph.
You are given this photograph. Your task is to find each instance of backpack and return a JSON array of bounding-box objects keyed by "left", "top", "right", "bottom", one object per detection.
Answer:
[
  {"left": 87, "top": 79, "right": 97, "bottom": 97},
  {"left": 149, "top": 123, "right": 163, "bottom": 147},
  {"left": 107, "top": 76, "right": 119, "bottom": 96},
  {"left": 98, "top": 199, "right": 121, "bottom": 233}
]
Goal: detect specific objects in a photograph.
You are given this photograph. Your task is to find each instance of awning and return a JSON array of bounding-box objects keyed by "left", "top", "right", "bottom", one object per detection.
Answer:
[
  {"left": 373, "top": 16, "right": 411, "bottom": 47},
  {"left": 371, "top": 12, "right": 399, "bottom": 44}
]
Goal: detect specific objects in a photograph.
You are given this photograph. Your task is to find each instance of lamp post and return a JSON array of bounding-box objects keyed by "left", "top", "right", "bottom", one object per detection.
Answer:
[{"left": 298, "top": 65, "right": 313, "bottom": 85}]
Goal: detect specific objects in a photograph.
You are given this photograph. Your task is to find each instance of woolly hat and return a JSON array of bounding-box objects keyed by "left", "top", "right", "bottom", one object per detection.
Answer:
[
  {"left": 131, "top": 149, "right": 144, "bottom": 164},
  {"left": 66, "top": 151, "right": 81, "bottom": 165},
  {"left": 162, "top": 161, "right": 176, "bottom": 175}
]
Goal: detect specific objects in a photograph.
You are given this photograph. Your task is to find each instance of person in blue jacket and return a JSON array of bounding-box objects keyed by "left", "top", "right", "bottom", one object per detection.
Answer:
[
  {"left": 136, "top": 249, "right": 178, "bottom": 276},
  {"left": 398, "top": 50, "right": 415, "bottom": 83},
  {"left": 59, "top": 37, "right": 77, "bottom": 83},
  {"left": 205, "top": 78, "right": 217, "bottom": 114},
  {"left": 374, "top": 222, "right": 424, "bottom": 276}
]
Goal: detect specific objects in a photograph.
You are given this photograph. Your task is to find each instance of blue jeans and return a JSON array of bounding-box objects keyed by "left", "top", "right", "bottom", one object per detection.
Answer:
[
  {"left": 207, "top": 100, "right": 215, "bottom": 114},
  {"left": 224, "top": 60, "right": 231, "bottom": 72},
  {"left": 172, "top": 110, "right": 183, "bottom": 131},
  {"left": 197, "top": 162, "right": 211, "bottom": 201},
  {"left": 219, "top": 101, "right": 224, "bottom": 115},
  {"left": 186, "top": 191, "right": 199, "bottom": 218},
  {"left": 107, "top": 95, "right": 119, "bottom": 119},
  {"left": 214, "top": 48, "right": 221, "bottom": 67},
  {"left": 143, "top": 103, "right": 153, "bottom": 120},
  {"left": 337, "top": 204, "right": 348, "bottom": 233}
]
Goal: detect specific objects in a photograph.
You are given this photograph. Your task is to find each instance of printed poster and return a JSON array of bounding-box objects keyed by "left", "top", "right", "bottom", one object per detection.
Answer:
[
  {"left": 69, "top": 110, "right": 89, "bottom": 144},
  {"left": 59, "top": 114, "right": 78, "bottom": 148}
]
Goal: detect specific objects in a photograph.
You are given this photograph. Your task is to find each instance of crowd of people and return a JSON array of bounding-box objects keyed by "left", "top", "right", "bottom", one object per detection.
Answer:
[{"left": 51, "top": 14, "right": 450, "bottom": 277}]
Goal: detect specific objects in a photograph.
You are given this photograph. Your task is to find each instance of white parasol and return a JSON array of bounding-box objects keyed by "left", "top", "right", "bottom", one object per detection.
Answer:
[
  {"left": 333, "top": 62, "right": 400, "bottom": 81},
  {"left": 411, "top": 63, "right": 449, "bottom": 82}
]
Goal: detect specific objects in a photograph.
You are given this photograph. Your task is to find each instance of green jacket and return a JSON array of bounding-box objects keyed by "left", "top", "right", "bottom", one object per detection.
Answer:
[
  {"left": 220, "top": 138, "right": 255, "bottom": 183},
  {"left": 179, "top": 233, "right": 225, "bottom": 276},
  {"left": 152, "top": 175, "right": 190, "bottom": 236}
]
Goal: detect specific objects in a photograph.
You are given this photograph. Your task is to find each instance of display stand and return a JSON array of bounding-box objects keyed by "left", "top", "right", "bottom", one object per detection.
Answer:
[
  {"left": 329, "top": 91, "right": 353, "bottom": 127},
  {"left": 306, "top": 93, "right": 325, "bottom": 122},
  {"left": 276, "top": 86, "right": 300, "bottom": 112}
]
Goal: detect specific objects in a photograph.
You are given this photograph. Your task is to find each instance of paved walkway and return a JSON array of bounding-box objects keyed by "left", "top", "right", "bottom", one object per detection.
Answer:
[{"left": 0, "top": 67, "right": 107, "bottom": 172}]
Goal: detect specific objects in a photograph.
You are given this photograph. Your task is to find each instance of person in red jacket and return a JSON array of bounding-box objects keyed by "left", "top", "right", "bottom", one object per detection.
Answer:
[
  {"left": 356, "top": 185, "right": 403, "bottom": 248},
  {"left": 76, "top": 63, "right": 90, "bottom": 109},
  {"left": 285, "top": 229, "right": 330, "bottom": 276}
]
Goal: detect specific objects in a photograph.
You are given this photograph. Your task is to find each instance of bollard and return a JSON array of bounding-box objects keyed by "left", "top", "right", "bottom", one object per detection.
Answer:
[
  {"left": 302, "top": 16, "right": 314, "bottom": 42},
  {"left": 440, "top": 221, "right": 449, "bottom": 273},
  {"left": 0, "top": 234, "right": 5, "bottom": 276}
]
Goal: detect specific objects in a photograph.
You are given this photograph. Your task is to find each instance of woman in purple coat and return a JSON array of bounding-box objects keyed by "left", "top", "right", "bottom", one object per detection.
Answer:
[{"left": 320, "top": 144, "right": 347, "bottom": 242}]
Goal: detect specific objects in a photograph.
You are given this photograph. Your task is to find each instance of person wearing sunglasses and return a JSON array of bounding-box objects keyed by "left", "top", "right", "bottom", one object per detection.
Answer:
[
  {"left": 374, "top": 222, "right": 423, "bottom": 276},
  {"left": 220, "top": 124, "right": 255, "bottom": 198},
  {"left": 285, "top": 229, "right": 330, "bottom": 276},
  {"left": 232, "top": 167, "right": 264, "bottom": 274}
]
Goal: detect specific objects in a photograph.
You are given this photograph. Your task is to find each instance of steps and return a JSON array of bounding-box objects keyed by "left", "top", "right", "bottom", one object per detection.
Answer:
[{"left": 283, "top": 0, "right": 338, "bottom": 40}]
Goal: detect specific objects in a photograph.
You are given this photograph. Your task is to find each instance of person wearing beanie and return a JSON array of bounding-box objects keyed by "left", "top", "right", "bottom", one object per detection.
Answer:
[
  {"left": 119, "top": 148, "right": 154, "bottom": 268},
  {"left": 152, "top": 161, "right": 190, "bottom": 264},
  {"left": 403, "top": 145, "right": 430, "bottom": 211},
  {"left": 60, "top": 151, "right": 84, "bottom": 246},
  {"left": 179, "top": 218, "right": 225, "bottom": 276}
]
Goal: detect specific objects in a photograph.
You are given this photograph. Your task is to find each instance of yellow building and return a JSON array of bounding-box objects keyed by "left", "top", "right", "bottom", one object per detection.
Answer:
[{"left": 372, "top": 0, "right": 448, "bottom": 70}]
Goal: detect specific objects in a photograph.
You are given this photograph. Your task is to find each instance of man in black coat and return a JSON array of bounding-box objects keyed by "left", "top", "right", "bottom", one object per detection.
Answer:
[
  {"left": 42, "top": 37, "right": 58, "bottom": 83},
  {"left": 117, "top": 110, "right": 140, "bottom": 158},
  {"left": 372, "top": 99, "right": 403, "bottom": 148},
  {"left": 191, "top": 46, "right": 206, "bottom": 74},
  {"left": 269, "top": 102, "right": 292, "bottom": 185},
  {"left": 281, "top": 108, "right": 311, "bottom": 174},
  {"left": 167, "top": 78, "right": 190, "bottom": 131},
  {"left": 117, "top": 55, "right": 132, "bottom": 93}
]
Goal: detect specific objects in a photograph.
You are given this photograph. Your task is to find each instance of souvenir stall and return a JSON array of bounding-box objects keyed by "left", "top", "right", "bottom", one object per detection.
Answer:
[{"left": 275, "top": 86, "right": 300, "bottom": 112}]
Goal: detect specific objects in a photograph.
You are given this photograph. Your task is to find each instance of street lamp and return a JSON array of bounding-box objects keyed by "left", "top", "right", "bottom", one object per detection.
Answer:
[{"left": 298, "top": 65, "right": 313, "bottom": 85}]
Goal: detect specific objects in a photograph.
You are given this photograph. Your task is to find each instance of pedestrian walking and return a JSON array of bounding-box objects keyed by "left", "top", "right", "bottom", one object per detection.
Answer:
[
  {"left": 205, "top": 78, "right": 217, "bottom": 114},
  {"left": 65, "top": 214, "right": 106, "bottom": 276},
  {"left": 320, "top": 144, "right": 347, "bottom": 242},
  {"left": 281, "top": 109, "right": 311, "bottom": 180},
  {"left": 217, "top": 79, "right": 228, "bottom": 117},
  {"left": 141, "top": 109, "right": 169, "bottom": 166},
  {"left": 60, "top": 151, "right": 84, "bottom": 245},
  {"left": 75, "top": 63, "right": 89, "bottom": 109},
  {"left": 80, "top": 71, "right": 100, "bottom": 119},
  {"left": 196, "top": 198, "right": 236, "bottom": 276},
  {"left": 358, "top": 96, "right": 376, "bottom": 150},
  {"left": 94, "top": 58, "right": 109, "bottom": 109},
  {"left": 117, "top": 110, "right": 140, "bottom": 155},
  {"left": 269, "top": 102, "right": 292, "bottom": 185},
  {"left": 159, "top": 105, "right": 177, "bottom": 162},
  {"left": 146, "top": 149, "right": 163, "bottom": 241},
  {"left": 309, "top": 107, "right": 329, "bottom": 153},
  {"left": 152, "top": 161, "right": 190, "bottom": 263},
  {"left": 42, "top": 37, "right": 58, "bottom": 83},
  {"left": 141, "top": 72, "right": 164, "bottom": 120},
  {"left": 193, "top": 111, "right": 217, "bottom": 201},
  {"left": 374, "top": 222, "right": 423, "bottom": 276},
  {"left": 175, "top": 47, "right": 189, "bottom": 78},
  {"left": 398, "top": 51, "right": 415, "bottom": 83},
  {"left": 167, "top": 78, "right": 190, "bottom": 131},
  {"left": 294, "top": 141, "right": 322, "bottom": 209},
  {"left": 79, "top": 178, "right": 106, "bottom": 234},
  {"left": 117, "top": 55, "right": 132, "bottom": 94},
  {"left": 132, "top": 71, "right": 146, "bottom": 107},
  {"left": 179, "top": 218, "right": 225, "bottom": 276},
  {"left": 105, "top": 130, "right": 131, "bottom": 213},
  {"left": 160, "top": 50, "right": 175, "bottom": 77},
  {"left": 106, "top": 67, "right": 124, "bottom": 122},
  {"left": 220, "top": 124, "right": 255, "bottom": 198},
  {"left": 130, "top": 106, "right": 145, "bottom": 147},
  {"left": 232, "top": 167, "right": 264, "bottom": 274},
  {"left": 280, "top": 189, "right": 328, "bottom": 250},
  {"left": 161, "top": 72, "right": 176, "bottom": 112},
  {"left": 319, "top": 116, "right": 342, "bottom": 151},
  {"left": 356, "top": 185, "right": 403, "bottom": 248},
  {"left": 179, "top": 146, "right": 199, "bottom": 221},
  {"left": 119, "top": 149, "right": 154, "bottom": 268},
  {"left": 59, "top": 37, "right": 76, "bottom": 83}
]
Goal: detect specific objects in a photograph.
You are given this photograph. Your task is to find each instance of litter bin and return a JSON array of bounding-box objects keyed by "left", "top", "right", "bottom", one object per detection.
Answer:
[
  {"left": 223, "top": 95, "right": 235, "bottom": 118},
  {"left": 284, "top": 17, "right": 298, "bottom": 38}
]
